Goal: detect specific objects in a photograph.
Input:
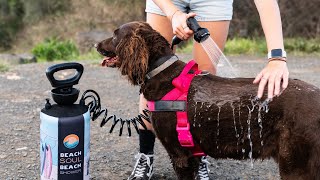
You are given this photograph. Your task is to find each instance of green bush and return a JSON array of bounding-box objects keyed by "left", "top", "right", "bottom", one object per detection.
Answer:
[
  {"left": 224, "top": 37, "right": 266, "bottom": 55},
  {"left": 284, "top": 38, "right": 320, "bottom": 54},
  {"left": 0, "top": 63, "right": 9, "bottom": 72},
  {"left": 32, "top": 38, "right": 79, "bottom": 61},
  {"left": 178, "top": 37, "right": 320, "bottom": 56}
]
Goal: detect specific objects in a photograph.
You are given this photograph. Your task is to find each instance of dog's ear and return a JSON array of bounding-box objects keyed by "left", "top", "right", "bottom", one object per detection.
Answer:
[{"left": 116, "top": 28, "right": 149, "bottom": 85}]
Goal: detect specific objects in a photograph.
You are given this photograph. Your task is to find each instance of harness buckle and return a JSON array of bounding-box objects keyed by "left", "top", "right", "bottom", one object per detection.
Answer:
[
  {"left": 177, "top": 127, "right": 195, "bottom": 147},
  {"left": 176, "top": 111, "right": 194, "bottom": 147}
]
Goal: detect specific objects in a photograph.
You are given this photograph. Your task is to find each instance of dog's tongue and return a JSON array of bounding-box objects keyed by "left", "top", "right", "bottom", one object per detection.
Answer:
[{"left": 101, "top": 57, "right": 111, "bottom": 67}]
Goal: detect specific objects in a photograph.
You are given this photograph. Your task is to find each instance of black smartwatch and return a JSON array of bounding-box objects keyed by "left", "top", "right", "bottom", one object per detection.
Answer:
[{"left": 268, "top": 49, "right": 287, "bottom": 59}]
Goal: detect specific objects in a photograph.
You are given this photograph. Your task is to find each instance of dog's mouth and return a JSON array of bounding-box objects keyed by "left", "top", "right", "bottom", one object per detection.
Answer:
[
  {"left": 101, "top": 56, "right": 119, "bottom": 67},
  {"left": 96, "top": 48, "right": 119, "bottom": 67}
]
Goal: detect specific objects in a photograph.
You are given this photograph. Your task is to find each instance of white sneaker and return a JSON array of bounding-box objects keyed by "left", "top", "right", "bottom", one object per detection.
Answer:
[
  {"left": 196, "top": 156, "right": 210, "bottom": 180},
  {"left": 128, "top": 153, "right": 154, "bottom": 180}
]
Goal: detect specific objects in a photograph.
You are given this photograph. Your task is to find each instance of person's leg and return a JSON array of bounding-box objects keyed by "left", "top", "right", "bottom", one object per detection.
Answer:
[
  {"left": 193, "top": 21, "right": 230, "bottom": 74},
  {"left": 128, "top": 11, "right": 176, "bottom": 180},
  {"left": 138, "top": 93, "right": 155, "bottom": 154},
  {"left": 138, "top": 12, "right": 175, "bottom": 146},
  {"left": 127, "top": 94, "right": 156, "bottom": 180},
  {"left": 136, "top": 12, "right": 174, "bottom": 153},
  {"left": 192, "top": 20, "right": 230, "bottom": 180},
  {"left": 146, "top": 13, "right": 175, "bottom": 45}
]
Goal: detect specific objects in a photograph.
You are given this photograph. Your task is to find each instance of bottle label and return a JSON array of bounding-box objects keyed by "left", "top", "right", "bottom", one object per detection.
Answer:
[{"left": 40, "top": 110, "right": 90, "bottom": 180}]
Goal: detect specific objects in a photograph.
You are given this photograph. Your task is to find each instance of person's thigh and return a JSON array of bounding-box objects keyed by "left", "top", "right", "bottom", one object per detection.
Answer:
[
  {"left": 140, "top": 13, "right": 175, "bottom": 130},
  {"left": 193, "top": 21, "right": 230, "bottom": 74},
  {"left": 147, "top": 14, "right": 231, "bottom": 73},
  {"left": 146, "top": 13, "right": 174, "bottom": 46}
]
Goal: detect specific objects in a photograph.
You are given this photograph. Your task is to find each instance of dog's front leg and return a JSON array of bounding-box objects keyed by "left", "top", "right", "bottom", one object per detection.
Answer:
[
  {"left": 152, "top": 113, "right": 200, "bottom": 179},
  {"left": 170, "top": 155, "right": 200, "bottom": 180}
]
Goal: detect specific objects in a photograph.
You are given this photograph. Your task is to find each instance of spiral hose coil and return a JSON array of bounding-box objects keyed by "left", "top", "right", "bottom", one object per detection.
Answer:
[{"left": 80, "top": 89, "right": 150, "bottom": 136}]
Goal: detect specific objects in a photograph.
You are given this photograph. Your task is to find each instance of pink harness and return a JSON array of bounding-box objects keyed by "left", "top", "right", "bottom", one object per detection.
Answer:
[{"left": 147, "top": 60, "right": 205, "bottom": 156}]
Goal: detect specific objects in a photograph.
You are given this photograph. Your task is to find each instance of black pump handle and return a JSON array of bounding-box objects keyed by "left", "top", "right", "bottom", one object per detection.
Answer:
[{"left": 46, "top": 62, "right": 84, "bottom": 88}]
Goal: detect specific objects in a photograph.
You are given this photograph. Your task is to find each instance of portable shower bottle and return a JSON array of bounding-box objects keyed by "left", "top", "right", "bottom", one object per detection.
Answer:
[{"left": 40, "top": 62, "right": 90, "bottom": 180}]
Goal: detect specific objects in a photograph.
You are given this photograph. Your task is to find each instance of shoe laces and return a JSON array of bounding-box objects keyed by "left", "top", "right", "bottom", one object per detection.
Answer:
[
  {"left": 132, "top": 153, "right": 153, "bottom": 178},
  {"left": 197, "top": 156, "right": 210, "bottom": 180}
]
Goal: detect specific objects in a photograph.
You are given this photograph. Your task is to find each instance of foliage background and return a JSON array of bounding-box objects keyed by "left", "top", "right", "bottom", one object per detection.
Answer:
[{"left": 0, "top": 0, "right": 318, "bottom": 52}]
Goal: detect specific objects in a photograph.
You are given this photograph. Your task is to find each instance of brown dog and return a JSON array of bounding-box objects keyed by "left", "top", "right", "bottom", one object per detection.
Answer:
[{"left": 95, "top": 21, "right": 320, "bottom": 180}]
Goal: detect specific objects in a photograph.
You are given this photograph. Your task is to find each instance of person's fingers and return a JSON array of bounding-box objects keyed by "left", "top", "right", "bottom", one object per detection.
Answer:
[
  {"left": 184, "top": 12, "right": 196, "bottom": 34},
  {"left": 182, "top": 25, "right": 193, "bottom": 36},
  {"left": 178, "top": 27, "right": 190, "bottom": 39},
  {"left": 172, "top": 12, "right": 192, "bottom": 40},
  {"left": 186, "top": 12, "right": 196, "bottom": 19},
  {"left": 274, "top": 74, "right": 282, "bottom": 96},
  {"left": 253, "top": 71, "right": 264, "bottom": 84},
  {"left": 267, "top": 75, "right": 276, "bottom": 98},
  {"left": 257, "top": 75, "right": 269, "bottom": 98},
  {"left": 282, "top": 71, "right": 289, "bottom": 89},
  {"left": 173, "top": 27, "right": 185, "bottom": 40}
]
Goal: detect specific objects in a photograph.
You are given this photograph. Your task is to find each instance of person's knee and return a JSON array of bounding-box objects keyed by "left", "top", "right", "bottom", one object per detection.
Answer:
[
  {"left": 198, "top": 63, "right": 216, "bottom": 74},
  {"left": 138, "top": 94, "right": 153, "bottom": 130}
]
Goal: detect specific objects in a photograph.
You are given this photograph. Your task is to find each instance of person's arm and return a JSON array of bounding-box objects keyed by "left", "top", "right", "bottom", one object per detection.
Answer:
[
  {"left": 152, "top": 0, "right": 195, "bottom": 40},
  {"left": 253, "top": 0, "right": 289, "bottom": 99}
]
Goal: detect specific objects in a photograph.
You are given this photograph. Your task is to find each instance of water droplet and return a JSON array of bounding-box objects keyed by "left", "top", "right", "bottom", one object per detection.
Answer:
[
  {"left": 216, "top": 106, "right": 221, "bottom": 150},
  {"left": 231, "top": 102, "right": 239, "bottom": 140},
  {"left": 246, "top": 105, "right": 253, "bottom": 168},
  {"left": 257, "top": 105, "right": 263, "bottom": 147}
]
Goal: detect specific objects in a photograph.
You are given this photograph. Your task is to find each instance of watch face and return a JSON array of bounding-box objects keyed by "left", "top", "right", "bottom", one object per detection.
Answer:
[{"left": 272, "top": 49, "right": 282, "bottom": 57}]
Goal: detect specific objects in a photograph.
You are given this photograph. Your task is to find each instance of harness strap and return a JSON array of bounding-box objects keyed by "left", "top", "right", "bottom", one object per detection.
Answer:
[
  {"left": 148, "top": 100, "right": 186, "bottom": 112},
  {"left": 147, "top": 60, "right": 205, "bottom": 156}
]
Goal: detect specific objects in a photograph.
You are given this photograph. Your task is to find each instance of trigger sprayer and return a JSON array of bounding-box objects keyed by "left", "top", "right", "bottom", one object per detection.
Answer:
[
  {"left": 171, "top": 17, "right": 210, "bottom": 49},
  {"left": 171, "top": 17, "right": 238, "bottom": 78}
]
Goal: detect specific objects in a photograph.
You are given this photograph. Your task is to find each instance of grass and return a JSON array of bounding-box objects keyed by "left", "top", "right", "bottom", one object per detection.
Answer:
[
  {"left": 224, "top": 37, "right": 266, "bottom": 55},
  {"left": 0, "top": 63, "right": 9, "bottom": 72},
  {"left": 177, "top": 37, "right": 320, "bottom": 56},
  {"left": 29, "top": 37, "right": 319, "bottom": 63},
  {"left": 76, "top": 49, "right": 102, "bottom": 61}
]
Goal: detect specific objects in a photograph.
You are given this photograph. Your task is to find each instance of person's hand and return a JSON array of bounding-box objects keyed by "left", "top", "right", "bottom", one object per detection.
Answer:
[
  {"left": 170, "top": 10, "right": 196, "bottom": 40},
  {"left": 253, "top": 60, "right": 289, "bottom": 99}
]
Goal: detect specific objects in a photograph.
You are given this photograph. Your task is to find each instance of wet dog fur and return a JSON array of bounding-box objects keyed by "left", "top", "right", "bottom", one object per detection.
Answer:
[{"left": 96, "top": 21, "right": 320, "bottom": 180}]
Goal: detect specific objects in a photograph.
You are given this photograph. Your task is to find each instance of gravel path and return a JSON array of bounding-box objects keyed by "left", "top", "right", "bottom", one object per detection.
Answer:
[{"left": 0, "top": 54, "right": 319, "bottom": 180}]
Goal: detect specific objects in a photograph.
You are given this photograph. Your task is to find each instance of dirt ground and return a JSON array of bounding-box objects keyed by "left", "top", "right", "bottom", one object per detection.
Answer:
[{"left": 0, "top": 54, "right": 319, "bottom": 180}]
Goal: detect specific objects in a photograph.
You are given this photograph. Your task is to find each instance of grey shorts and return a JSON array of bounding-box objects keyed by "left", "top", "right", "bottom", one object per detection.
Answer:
[{"left": 146, "top": 0, "right": 234, "bottom": 21}]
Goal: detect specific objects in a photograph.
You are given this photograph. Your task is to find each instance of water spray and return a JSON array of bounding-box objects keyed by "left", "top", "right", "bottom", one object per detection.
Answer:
[{"left": 171, "top": 17, "right": 238, "bottom": 78}]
